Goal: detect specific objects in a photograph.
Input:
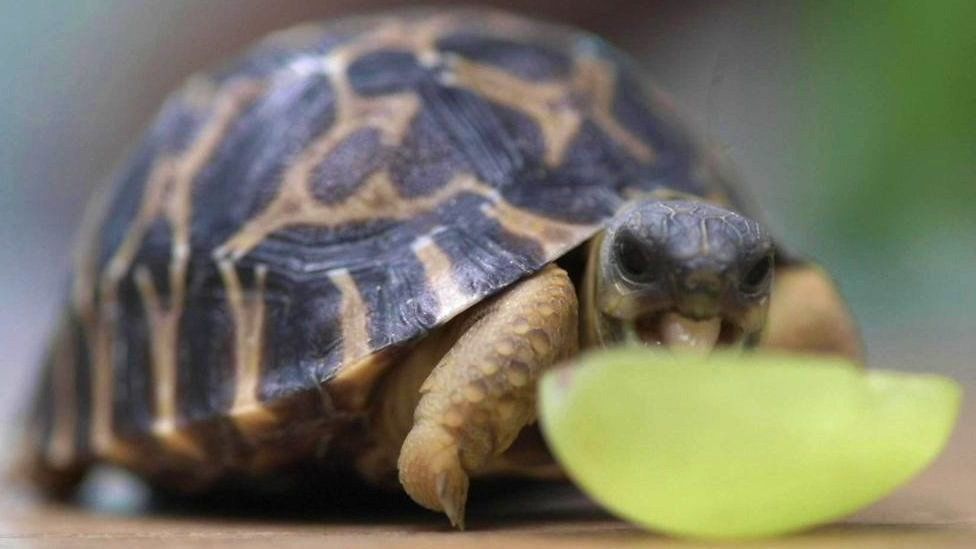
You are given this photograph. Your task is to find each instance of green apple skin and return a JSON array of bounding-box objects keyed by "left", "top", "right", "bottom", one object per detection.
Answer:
[{"left": 538, "top": 349, "right": 962, "bottom": 540}]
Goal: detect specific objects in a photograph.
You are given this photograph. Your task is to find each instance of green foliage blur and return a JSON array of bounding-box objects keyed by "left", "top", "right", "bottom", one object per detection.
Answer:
[{"left": 797, "top": 0, "right": 975, "bottom": 335}]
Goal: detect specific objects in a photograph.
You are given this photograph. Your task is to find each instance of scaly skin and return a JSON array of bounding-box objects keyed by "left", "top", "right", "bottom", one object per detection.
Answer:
[
  {"left": 396, "top": 265, "right": 578, "bottom": 528},
  {"left": 761, "top": 264, "right": 864, "bottom": 364}
]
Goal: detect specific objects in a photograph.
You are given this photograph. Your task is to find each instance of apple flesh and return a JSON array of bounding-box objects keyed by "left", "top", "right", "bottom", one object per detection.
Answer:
[{"left": 538, "top": 349, "right": 962, "bottom": 539}]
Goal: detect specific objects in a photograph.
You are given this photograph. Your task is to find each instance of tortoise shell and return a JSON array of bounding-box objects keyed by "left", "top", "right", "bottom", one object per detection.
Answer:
[{"left": 31, "top": 8, "right": 748, "bottom": 480}]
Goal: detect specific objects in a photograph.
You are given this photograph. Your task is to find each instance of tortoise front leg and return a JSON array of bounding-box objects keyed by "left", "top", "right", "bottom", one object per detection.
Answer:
[
  {"left": 761, "top": 263, "right": 864, "bottom": 363},
  {"left": 397, "top": 264, "right": 578, "bottom": 528}
]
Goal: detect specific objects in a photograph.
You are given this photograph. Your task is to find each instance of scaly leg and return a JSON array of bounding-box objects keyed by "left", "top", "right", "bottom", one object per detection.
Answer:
[
  {"left": 397, "top": 264, "right": 578, "bottom": 528},
  {"left": 761, "top": 263, "right": 864, "bottom": 363}
]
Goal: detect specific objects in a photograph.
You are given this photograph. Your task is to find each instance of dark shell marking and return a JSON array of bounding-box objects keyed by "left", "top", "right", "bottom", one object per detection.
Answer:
[{"left": 33, "top": 9, "right": 742, "bottom": 477}]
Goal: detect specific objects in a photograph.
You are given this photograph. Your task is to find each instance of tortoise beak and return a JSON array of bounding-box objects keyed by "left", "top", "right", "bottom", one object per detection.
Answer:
[
  {"left": 658, "top": 313, "right": 722, "bottom": 355},
  {"left": 625, "top": 310, "right": 745, "bottom": 356}
]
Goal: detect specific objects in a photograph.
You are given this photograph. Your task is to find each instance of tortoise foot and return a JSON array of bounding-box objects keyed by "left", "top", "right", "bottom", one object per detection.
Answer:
[{"left": 398, "top": 422, "right": 468, "bottom": 529}]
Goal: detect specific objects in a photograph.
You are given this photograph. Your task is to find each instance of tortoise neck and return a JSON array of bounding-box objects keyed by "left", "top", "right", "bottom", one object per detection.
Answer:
[{"left": 579, "top": 231, "right": 605, "bottom": 350}]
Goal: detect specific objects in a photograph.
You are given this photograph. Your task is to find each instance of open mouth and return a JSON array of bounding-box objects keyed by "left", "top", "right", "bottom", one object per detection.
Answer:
[{"left": 625, "top": 311, "right": 745, "bottom": 355}]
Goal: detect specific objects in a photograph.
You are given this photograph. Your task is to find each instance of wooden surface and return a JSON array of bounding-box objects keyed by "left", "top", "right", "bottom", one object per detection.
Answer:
[{"left": 1, "top": 401, "right": 973, "bottom": 548}]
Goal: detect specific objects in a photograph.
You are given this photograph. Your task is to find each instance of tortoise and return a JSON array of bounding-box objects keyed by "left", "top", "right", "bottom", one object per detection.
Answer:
[{"left": 24, "top": 8, "right": 863, "bottom": 528}]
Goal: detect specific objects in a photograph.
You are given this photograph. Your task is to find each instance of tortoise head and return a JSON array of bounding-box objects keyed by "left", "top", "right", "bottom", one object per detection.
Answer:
[{"left": 582, "top": 199, "right": 774, "bottom": 354}]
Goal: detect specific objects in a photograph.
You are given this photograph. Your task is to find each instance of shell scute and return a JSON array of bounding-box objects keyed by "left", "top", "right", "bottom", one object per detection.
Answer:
[
  {"left": 388, "top": 103, "right": 476, "bottom": 197},
  {"left": 309, "top": 127, "right": 388, "bottom": 204},
  {"left": 436, "top": 32, "right": 573, "bottom": 81},
  {"left": 348, "top": 50, "right": 428, "bottom": 95},
  {"left": 189, "top": 74, "right": 337, "bottom": 249}
]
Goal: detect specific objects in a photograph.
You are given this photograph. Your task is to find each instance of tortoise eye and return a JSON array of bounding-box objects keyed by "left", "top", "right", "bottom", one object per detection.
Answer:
[
  {"left": 741, "top": 255, "right": 773, "bottom": 294},
  {"left": 614, "top": 231, "right": 654, "bottom": 283}
]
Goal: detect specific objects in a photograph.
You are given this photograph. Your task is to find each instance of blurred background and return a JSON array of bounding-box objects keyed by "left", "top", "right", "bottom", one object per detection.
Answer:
[{"left": 1, "top": 0, "right": 972, "bottom": 480}]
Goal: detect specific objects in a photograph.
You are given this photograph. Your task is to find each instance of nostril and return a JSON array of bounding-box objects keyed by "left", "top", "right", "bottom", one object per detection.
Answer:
[
  {"left": 741, "top": 255, "right": 773, "bottom": 295},
  {"left": 613, "top": 230, "right": 655, "bottom": 283}
]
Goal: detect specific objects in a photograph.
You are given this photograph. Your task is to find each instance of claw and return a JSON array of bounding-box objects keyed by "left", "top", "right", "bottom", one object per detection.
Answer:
[
  {"left": 436, "top": 467, "right": 469, "bottom": 529},
  {"left": 398, "top": 422, "right": 471, "bottom": 529}
]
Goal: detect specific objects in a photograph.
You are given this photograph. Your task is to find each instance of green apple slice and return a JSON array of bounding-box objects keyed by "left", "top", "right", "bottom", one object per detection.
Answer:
[{"left": 538, "top": 349, "right": 962, "bottom": 540}]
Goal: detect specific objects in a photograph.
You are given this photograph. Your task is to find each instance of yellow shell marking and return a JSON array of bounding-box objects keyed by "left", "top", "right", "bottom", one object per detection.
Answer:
[
  {"left": 480, "top": 199, "right": 596, "bottom": 257},
  {"left": 445, "top": 56, "right": 581, "bottom": 166},
  {"left": 411, "top": 233, "right": 469, "bottom": 321},
  {"left": 445, "top": 55, "right": 656, "bottom": 167},
  {"left": 573, "top": 56, "right": 656, "bottom": 163},
  {"left": 214, "top": 16, "right": 457, "bottom": 262},
  {"left": 328, "top": 268, "right": 371, "bottom": 367},
  {"left": 218, "top": 261, "right": 274, "bottom": 437},
  {"left": 81, "top": 80, "right": 262, "bottom": 460},
  {"left": 139, "top": 82, "right": 261, "bottom": 457},
  {"left": 215, "top": 17, "right": 647, "bottom": 262}
]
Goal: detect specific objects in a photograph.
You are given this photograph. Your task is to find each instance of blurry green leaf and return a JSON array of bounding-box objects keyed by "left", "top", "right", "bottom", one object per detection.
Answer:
[{"left": 797, "top": 0, "right": 976, "bottom": 330}]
